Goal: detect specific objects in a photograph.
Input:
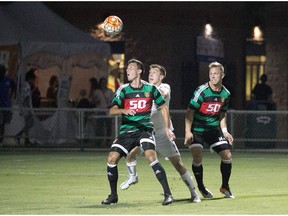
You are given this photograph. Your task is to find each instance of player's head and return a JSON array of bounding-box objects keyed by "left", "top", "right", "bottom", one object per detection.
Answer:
[
  {"left": 126, "top": 59, "right": 145, "bottom": 82},
  {"left": 208, "top": 61, "right": 224, "bottom": 85},
  {"left": 149, "top": 64, "right": 166, "bottom": 85},
  {"left": 209, "top": 61, "right": 224, "bottom": 74}
]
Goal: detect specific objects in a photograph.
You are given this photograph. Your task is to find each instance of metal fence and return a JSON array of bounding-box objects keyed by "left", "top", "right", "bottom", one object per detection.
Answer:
[{"left": 1, "top": 107, "right": 288, "bottom": 151}]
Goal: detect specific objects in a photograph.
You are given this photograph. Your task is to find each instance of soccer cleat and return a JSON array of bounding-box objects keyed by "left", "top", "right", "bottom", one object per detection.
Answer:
[
  {"left": 199, "top": 187, "right": 214, "bottom": 198},
  {"left": 220, "top": 187, "right": 235, "bottom": 198},
  {"left": 191, "top": 193, "right": 201, "bottom": 203},
  {"left": 162, "top": 194, "right": 174, "bottom": 205},
  {"left": 101, "top": 194, "right": 118, "bottom": 205},
  {"left": 120, "top": 176, "right": 138, "bottom": 190}
]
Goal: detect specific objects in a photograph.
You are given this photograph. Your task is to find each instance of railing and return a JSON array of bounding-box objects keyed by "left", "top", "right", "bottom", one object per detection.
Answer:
[{"left": 1, "top": 107, "right": 287, "bottom": 151}]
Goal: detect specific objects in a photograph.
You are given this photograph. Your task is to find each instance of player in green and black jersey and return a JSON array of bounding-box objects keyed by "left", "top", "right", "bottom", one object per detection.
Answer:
[
  {"left": 101, "top": 59, "right": 174, "bottom": 206},
  {"left": 184, "top": 62, "right": 235, "bottom": 199}
]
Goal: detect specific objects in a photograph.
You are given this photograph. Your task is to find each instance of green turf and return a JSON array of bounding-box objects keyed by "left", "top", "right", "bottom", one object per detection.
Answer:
[{"left": 0, "top": 150, "right": 287, "bottom": 214}]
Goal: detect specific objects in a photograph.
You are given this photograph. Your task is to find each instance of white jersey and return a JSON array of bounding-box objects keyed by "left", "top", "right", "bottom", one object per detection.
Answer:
[
  {"left": 151, "top": 83, "right": 174, "bottom": 132},
  {"left": 151, "top": 83, "right": 179, "bottom": 158}
]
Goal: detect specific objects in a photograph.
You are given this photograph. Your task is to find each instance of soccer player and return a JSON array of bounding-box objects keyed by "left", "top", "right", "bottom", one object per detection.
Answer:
[
  {"left": 101, "top": 59, "right": 174, "bottom": 206},
  {"left": 184, "top": 61, "right": 235, "bottom": 199},
  {"left": 120, "top": 64, "right": 201, "bottom": 203}
]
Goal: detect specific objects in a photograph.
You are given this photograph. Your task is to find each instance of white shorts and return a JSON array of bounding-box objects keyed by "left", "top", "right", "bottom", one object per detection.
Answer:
[{"left": 154, "top": 130, "right": 180, "bottom": 158}]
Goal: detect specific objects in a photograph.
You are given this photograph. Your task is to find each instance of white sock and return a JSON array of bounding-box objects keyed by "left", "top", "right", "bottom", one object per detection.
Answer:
[
  {"left": 181, "top": 170, "right": 197, "bottom": 197},
  {"left": 126, "top": 160, "right": 137, "bottom": 178}
]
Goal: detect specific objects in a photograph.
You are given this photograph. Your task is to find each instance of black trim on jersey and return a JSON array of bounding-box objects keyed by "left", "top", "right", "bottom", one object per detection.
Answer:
[
  {"left": 204, "top": 96, "right": 223, "bottom": 102},
  {"left": 122, "top": 117, "right": 151, "bottom": 125},
  {"left": 125, "top": 91, "right": 149, "bottom": 99}
]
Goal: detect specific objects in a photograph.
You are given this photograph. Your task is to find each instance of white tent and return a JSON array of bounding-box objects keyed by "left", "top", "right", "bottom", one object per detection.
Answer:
[
  {"left": 1, "top": 2, "right": 110, "bottom": 103},
  {"left": 0, "top": 2, "right": 111, "bottom": 145}
]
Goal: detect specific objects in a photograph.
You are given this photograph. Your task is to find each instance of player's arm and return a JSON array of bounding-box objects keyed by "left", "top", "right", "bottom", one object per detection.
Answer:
[
  {"left": 219, "top": 112, "right": 234, "bottom": 144},
  {"left": 109, "top": 105, "right": 136, "bottom": 116},
  {"left": 159, "top": 104, "right": 175, "bottom": 141},
  {"left": 158, "top": 86, "right": 169, "bottom": 98},
  {"left": 184, "top": 108, "right": 194, "bottom": 146}
]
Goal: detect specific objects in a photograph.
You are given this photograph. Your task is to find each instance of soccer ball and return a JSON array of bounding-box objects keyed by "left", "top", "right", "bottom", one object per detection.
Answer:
[{"left": 103, "top": 15, "right": 123, "bottom": 35}]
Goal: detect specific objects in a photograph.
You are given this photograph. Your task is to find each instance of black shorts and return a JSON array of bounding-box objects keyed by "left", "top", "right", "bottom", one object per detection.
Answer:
[
  {"left": 110, "top": 131, "right": 156, "bottom": 157},
  {"left": 190, "top": 127, "right": 231, "bottom": 153}
]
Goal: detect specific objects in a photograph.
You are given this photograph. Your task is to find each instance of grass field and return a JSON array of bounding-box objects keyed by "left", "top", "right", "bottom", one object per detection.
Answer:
[{"left": 0, "top": 150, "right": 287, "bottom": 215}]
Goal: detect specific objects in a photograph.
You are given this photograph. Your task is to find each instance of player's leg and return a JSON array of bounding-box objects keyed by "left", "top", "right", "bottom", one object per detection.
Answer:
[
  {"left": 143, "top": 148, "right": 173, "bottom": 205},
  {"left": 141, "top": 131, "right": 173, "bottom": 205},
  {"left": 101, "top": 150, "right": 121, "bottom": 205},
  {"left": 120, "top": 146, "right": 140, "bottom": 190},
  {"left": 209, "top": 128, "right": 234, "bottom": 198},
  {"left": 218, "top": 149, "right": 234, "bottom": 198},
  {"left": 190, "top": 145, "right": 213, "bottom": 198},
  {"left": 156, "top": 133, "right": 200, "bottom": 203},
  {"left": 168, "top": 155, "right": 201, "bottom": 203}
]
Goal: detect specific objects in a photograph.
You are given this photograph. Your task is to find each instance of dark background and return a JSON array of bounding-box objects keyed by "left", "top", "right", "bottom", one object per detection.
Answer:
[{"left": 43, "top": 2, "right": 288, "bottom": 110}]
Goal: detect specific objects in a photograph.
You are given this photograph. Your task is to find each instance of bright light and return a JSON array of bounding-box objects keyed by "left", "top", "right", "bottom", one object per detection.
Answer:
[
  {"left": 204, "top": 23, "right": 213, "bottom": 38},
  {"left": 253, "top": 26, "right": 263, "bottom": 41}
]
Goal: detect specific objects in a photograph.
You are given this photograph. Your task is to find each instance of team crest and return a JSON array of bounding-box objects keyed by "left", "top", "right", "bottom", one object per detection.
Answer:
[{"left": 144, "top": 92, "right": 150, "bottom": 98}]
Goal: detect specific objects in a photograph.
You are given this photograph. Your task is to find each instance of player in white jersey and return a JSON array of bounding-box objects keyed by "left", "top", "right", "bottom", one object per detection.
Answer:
[{"left": 120, "top": 64, "right": 201, "bottom": 203}]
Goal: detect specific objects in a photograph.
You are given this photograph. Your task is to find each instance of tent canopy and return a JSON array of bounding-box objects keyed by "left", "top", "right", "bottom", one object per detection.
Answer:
[
  {"left": 1, "top": 2, "right": 110, "bottom": 58},
  {"left": 0, "top": 2, "right": 111, "bottom": 106},
  {"left": 0, "top": 2, "right": 112, "bottom": 145}
]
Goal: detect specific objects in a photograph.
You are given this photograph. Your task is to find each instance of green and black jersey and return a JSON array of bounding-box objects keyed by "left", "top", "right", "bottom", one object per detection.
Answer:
[
  {"left": 112, "top": 83, "right": 165, "bottom": 135},
  {"left": 188, "top": 82, "right": 231, "bottom": 132}
]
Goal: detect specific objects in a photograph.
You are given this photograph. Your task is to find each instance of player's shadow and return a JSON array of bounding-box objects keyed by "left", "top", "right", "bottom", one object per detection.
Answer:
[
  {"left": 79, "top": 196, "right": 228, "bottom": 209},
  {"left": 79, "top": 203, "right": 138, "bottom": 209},
  {"left": 174, "top": 197, "right": 225, "bottom": 203}
]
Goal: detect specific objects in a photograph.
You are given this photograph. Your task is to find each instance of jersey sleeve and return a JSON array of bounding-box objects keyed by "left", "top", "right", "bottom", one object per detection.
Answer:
[
  {"left": 221, "top": 96, "right": 230, "bottom": 112},
  {"left": 111, "top": 86, "right": 124, "bottom": 108},
  {"left": 188, "top": 87, "right": 203, "bottom": 110},
  {"left": 153, "top": 85, "right": 165, "bottom": 107}
]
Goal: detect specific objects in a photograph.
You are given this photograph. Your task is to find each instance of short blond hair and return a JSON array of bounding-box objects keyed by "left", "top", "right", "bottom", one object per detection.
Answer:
[
  {"left": 150, "top": 64, "right": 166, "bottom": 77},
  {"left": 209, "top": 61, "right": 224, "bottom": 73}
]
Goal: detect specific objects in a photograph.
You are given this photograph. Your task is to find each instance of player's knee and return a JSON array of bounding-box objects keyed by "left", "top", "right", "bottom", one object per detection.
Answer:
[
  {"left": 107, "top": 152, "right": 120, "bottom": 164},
  {"left": 144, "top": 150, "right": 157, "bottom": 163},
  {"left": 220, "top": 149, "right": 232, "bottom": 160},
  {"left": 126, "top": 152, "right": 136, "bottom": 162}
]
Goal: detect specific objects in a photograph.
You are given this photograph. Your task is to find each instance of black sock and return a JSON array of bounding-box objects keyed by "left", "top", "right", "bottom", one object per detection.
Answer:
[
  {"left": 107, "top": 165, "right": 118, "bottom": 195},
  {"left": 220, "top": 161, "right": 232, "bottom": 189},
  {"left": 192, "top": 163, "right": 204, "bottom": 189},
  {"left": 151, "top": 162, "right": 171, "bottom": 195}
]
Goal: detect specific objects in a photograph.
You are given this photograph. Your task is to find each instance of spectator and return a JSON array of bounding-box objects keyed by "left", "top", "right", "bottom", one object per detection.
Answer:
[
  {"left": 93, "top": 77, "right": 114, "bottom": 146},
  {"left": 252, "top": 74, "right": 273, "bottom": 101},
  {"left": 0, "top": 64, "right": 16, "bottom": 147},
  {"left": 46, "top": 75, "right": 59, "bottom": 107},
  {"left": 17, "top": 69, "right": 37, "bottom": 146},
  {"left": 77, "top": 89, "right": 91, "bottom": 108},
  {"left": 93, "top": 77, "right": 114, "bottom": 109},
  {"left": 29, "top": 68, "right": 41, "bottom": 108},
  {"left": 89, "top": 77, "right": 98, "bottom": 108}
]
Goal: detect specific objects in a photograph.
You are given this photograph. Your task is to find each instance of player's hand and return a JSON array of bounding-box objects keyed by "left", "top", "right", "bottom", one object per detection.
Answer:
[
  {"left": 123, "top": 109, "right": 136, "bottom": 116},
  {"left": 166, "top": 129, "right": 176, "bottom": 141},
  {"left": 224, "top": 131, "right": 234, "bottom": 145},
  {"left": 184, "top": 131, "right": 193, "bottom": 147}
]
